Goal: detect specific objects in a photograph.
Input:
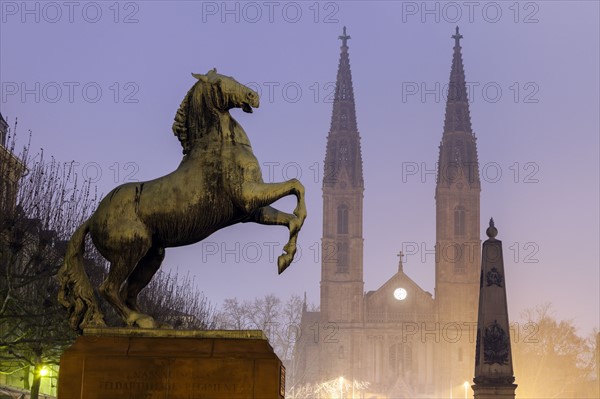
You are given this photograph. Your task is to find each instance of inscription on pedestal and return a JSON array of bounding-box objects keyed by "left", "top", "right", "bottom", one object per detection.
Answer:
[{"left": 58, "top": 331, "right": 283, "bottom": 399}]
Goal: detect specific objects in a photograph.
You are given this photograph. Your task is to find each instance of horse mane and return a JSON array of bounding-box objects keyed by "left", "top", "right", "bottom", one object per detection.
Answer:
[{"left": 172, "top": 80, "right": 221, "bottom": 155}]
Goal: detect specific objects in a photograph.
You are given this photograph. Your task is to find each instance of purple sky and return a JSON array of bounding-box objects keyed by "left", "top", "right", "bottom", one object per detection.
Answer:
[{"left": 1, "top": 1, "right": 598, "bottom": 336}]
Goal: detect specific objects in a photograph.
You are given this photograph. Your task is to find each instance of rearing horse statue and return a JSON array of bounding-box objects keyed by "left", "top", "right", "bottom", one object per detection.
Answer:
[{"left": 58, "top": 69, "right": 307, "bottom": 330}]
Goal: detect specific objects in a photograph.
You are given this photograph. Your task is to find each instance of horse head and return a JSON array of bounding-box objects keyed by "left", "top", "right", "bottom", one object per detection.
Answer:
[
  {"left": 192, "top": 68, "right": 259, "bottom": 113},
  {"left": 173, "top": 68, "right": 260, "bottom": 154}
]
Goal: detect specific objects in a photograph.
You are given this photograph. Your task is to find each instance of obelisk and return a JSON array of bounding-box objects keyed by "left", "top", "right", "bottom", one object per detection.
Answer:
[{"left": 472, "top": 219, "right": 517, "bottom": 398}]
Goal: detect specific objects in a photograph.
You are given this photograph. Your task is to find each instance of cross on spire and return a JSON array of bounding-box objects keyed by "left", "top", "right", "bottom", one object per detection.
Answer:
[
  {"left": 339, "top": 26, "right": 351, "bottom": 47},
  {"left": 397, "top": 250, "right": 404, "bottom": 272},
  {"left": 452, "top": 26, "right": 463, "bottom": 47}
]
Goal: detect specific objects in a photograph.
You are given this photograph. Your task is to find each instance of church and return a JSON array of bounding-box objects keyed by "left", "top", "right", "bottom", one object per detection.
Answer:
[{"left": 293, "top": 27, "right": 481, "bottom": 398}]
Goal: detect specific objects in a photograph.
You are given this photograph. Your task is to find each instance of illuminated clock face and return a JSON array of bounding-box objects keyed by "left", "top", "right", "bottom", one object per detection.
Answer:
[{"left": 393, "top": 288, "right": 407, "bottom": 301}]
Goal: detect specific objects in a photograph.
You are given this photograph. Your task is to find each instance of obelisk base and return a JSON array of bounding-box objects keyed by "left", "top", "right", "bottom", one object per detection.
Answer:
[
  {"left": 58, "top": 328, "right": 285, "bottom": 399},
  {"left": 472, "top": 383, "right": 517, "bottom": 399}
]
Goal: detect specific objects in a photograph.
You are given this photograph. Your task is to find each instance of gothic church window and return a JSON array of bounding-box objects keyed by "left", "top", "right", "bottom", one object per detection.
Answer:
[
  {"left": 455, "top": 259, "right": 466, "bottom": 274},
  {"left": 337, "top": 205, "right": 348, "bottom": 234},
  {"left": 454, "top": 206, "right": 466, "bottom": 236},
  {"left": 389, "top": 344, "right": 399, "bottom": 373},
  {"left": 389, "top": 344, "right": 413, "bottom": 375},
  {"left": 452, "top": 240, "right": 466, "bottom": 274},
  {"left": 336, "top": 241, "right": 348, "bottom": 273},
  {"left": 404, "top": 345, "right": 413, "bottom": 373}
]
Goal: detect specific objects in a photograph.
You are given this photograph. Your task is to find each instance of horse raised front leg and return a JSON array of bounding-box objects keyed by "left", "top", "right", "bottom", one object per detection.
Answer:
[{"left": 240, "top": 179, "right": 307, "bottom": 273}]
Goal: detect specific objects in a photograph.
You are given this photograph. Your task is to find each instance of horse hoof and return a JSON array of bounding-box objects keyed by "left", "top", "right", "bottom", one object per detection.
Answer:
[
  {"left": 81, "top": 316, "right": 107, "bottom": 330},
  {"left": 278, "top": 255, "right": 291, "bottom": 274},
  {"left": 133, "top": 315, "right": 158, "bottom": 329}
]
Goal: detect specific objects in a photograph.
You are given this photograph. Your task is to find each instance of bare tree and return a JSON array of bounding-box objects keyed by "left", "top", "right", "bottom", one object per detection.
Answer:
[
  {"left": 0, "top": 122, "right": 98, "bottom": 398},
  {"left": 221, "top": 297, "right": 252, "bottom": 330},
  {"left": 273, "top": 294, "right": 304, "bottom": 363},
  {"left": 136, "top": 269, "right": 221, "bottom": 330},
  {"left": 512, "top": 303, "right": 598, "bottom": 398},
  {"left": 220, "top": 293, "right": 304, "bottom": 396}
]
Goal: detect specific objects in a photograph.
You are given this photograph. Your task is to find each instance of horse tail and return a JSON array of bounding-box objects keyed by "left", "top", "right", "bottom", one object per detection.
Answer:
[{"left": 57, "top": 218, "right": 105, "bottom": 331}]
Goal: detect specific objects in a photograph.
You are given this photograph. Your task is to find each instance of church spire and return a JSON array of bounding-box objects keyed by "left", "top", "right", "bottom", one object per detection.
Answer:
[
  {"left": 324, "top": 26, "right": 363, "bottom": 188},
  {"left": 329, "top": 26, "right": 358, "bottom": 134},
  {"left": 437, "top": 27, "right": 480, "bottom": 188},
  {"left": 434, "top": 28, "right": 482, "bottom": 396},
  {"left": 320, "top": 27, "right": 364, "bottom": 332},
  {"left": 444, "top": 26, "right": 472, "bottom": 134}
]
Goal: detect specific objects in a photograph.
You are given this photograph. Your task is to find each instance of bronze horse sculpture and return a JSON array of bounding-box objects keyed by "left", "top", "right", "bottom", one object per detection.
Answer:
[{"left": 58, "top": 69, "right": 307, "bottom": 330}]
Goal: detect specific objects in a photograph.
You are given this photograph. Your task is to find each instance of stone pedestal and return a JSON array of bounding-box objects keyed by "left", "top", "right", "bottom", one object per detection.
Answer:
[
  {"left": 58, "top": 329, "right": 285, "bottom": 399},
  {"left": 472, "top": 383, "right": 517, "bottom": 399}
]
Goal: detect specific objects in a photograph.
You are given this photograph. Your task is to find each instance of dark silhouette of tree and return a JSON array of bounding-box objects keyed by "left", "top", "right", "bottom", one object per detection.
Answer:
[
  {"left": 0, "top": 121, "right": 98, "bottom": 398},
  {"left": 136, "top": 269, "right": 221, "bottom": 330}
]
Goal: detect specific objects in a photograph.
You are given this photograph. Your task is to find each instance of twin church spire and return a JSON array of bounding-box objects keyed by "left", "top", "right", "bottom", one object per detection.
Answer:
[
  {"left": 323, "top": 26, "right": 363, "bottom": 189},
  {"left": 444, "top": 26, "right": 473, "bottom": 134},
  {"left": 438, "top": 26, "right": 480, "bottom": 188},
  {"left": 324, "top": 26, "right": 477, "bottom": 191}
]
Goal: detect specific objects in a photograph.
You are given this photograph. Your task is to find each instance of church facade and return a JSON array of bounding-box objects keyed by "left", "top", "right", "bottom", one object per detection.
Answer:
[{"left": 293, "top": 28, "right": 481, "bottom": 398}]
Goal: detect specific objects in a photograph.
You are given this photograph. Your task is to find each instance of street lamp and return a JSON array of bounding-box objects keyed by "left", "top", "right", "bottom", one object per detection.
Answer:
[{"left": 463, "top": 381, "right": 469, "bottom": 399}]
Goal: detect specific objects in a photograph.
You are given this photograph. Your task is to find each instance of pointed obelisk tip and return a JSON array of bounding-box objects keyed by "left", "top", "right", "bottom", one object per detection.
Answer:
[{"left": 486, "top": 217, "right": 498, "bottom": 239}]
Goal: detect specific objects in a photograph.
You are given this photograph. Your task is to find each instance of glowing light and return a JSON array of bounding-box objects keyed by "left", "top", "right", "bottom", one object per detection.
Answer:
[
  {"left": 39, "top": 366, "right": 49, "bottom": 377},
  {"left": 289, "top": 377, "right": 371, "bottom": 398},
  {"left": 464, "top": 381, "right": 470, "bottom": 399},
  {"left": 393, "top": 287, "right": 407, "bottom": 300}
]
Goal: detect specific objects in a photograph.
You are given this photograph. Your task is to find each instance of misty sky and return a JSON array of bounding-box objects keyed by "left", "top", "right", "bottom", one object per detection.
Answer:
[{"left": 1, "top": 1, "right": 598, "bottom": 336}]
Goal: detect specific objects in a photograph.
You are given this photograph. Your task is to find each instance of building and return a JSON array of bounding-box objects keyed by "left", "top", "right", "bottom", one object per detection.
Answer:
[
  {"left": 293, "top": 27, "right": 480, "bottom": 398},
  {"left": 0, "top": 112, "right": 26, "bottom": 209}
]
